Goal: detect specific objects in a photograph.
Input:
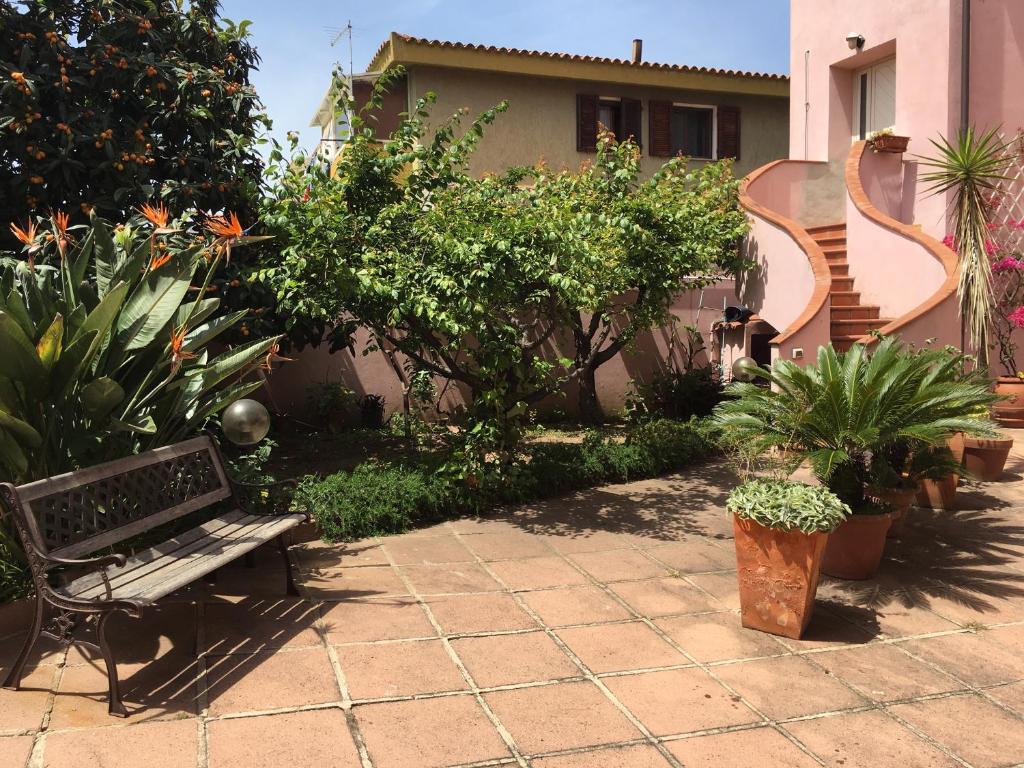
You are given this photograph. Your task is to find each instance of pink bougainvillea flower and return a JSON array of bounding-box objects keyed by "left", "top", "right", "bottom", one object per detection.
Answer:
[
  {"left": 942, "top": 234, "right": 956, "bottom": 250},
  {"left": 985, "top": 239, "right": 1000, "bottom": 255},
  {"left": 992, "top": 256, "right": 1024, "bottom": 273},
  {"left": 1015, "top": 218, "right": 1024, "bottom": 230},
  {"left": 1009, "top": 306, "right": 1024, "bottom": 329},
  {"left": 987, "top": 221, "right": 1000, "bottom": 230}
]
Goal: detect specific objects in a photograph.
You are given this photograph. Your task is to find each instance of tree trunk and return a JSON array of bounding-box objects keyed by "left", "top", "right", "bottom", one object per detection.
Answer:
[{"left": 578, "top": 363, "right": 604, "bottom": 424}]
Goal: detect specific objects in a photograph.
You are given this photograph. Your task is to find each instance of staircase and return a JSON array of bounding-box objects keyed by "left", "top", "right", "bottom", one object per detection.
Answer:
[{"left": 807, "top": 223, "right": 892, "bottom": 352}]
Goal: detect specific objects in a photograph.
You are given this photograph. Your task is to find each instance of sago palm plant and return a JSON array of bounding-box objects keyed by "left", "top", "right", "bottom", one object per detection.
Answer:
[
  {"left": 713, "top": 339, "right": 999, "bottom": 510},
  {"left": 918, "top": 126, "right": 1012, "bottom": 358}
]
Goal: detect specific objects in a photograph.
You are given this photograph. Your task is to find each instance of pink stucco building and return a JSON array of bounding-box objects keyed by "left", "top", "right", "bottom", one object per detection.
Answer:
[{"left": 735, "top": 0, "right": 1024, "bottom": 371}]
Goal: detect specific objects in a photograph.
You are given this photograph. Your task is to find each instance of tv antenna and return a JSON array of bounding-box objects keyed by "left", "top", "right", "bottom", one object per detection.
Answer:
[{"left": 329, "top": 20, "right": 355, "bottom": 82}]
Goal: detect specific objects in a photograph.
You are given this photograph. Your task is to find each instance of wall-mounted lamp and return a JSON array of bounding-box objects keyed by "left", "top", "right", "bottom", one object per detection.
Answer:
[{"left": 846, "top": 32, "right": 865, "bottom": 50}]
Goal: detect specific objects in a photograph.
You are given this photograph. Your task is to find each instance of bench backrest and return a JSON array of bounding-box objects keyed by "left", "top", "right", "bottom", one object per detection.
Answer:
[{"left": 7, "top": 436, "right": 232, "bottom": 559}]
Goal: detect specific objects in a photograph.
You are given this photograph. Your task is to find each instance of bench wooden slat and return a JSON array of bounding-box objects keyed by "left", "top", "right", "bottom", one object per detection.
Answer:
[
  {"left": 70, "top": 512, "right": 270, "bottom": 599},
  {"left": 62, "top": 509, "right": 249, "bottom": 595},
  {"left": 61, "top": 512, "right": 305, "bottom": 604}
]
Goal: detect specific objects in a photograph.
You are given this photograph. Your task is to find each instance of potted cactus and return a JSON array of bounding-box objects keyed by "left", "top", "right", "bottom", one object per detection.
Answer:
[{"left": 727, "top": 480, "right": 849, "bottom": 639}]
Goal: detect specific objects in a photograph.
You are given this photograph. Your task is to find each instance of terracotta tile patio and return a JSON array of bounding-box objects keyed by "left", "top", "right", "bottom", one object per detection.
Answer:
[{"left": 2, "top": 430, "right": 1023, "bottom": 767}]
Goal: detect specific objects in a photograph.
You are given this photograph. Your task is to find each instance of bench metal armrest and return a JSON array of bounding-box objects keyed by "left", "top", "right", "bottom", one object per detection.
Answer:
[{"left": 39, "top": 552, "right": 128, "bottom": 571}]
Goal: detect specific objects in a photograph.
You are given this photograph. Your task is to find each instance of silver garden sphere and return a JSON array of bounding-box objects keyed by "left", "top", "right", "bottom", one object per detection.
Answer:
[
  {"left": 731, "top": 356, "right": 761, "bottom": 382},
  {"left": 222, "top": 399, "right": 271, "bottom": 446}
]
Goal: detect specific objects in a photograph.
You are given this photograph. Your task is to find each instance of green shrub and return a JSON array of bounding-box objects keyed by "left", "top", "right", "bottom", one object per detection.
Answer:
[
  {"left": 293, "top": 462, "right": 450, "bottom": 541},
  {"left": 296, "top": 418, "right": 717, "bottom": 542},
  {"left": 727, "top": 480, "right": 850, "bottom": 533}
]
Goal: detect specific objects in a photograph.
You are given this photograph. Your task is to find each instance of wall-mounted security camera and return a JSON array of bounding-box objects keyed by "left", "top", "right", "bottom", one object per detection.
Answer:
[{"left": 846, "top": 32, "right": 865, "bottom": 50}]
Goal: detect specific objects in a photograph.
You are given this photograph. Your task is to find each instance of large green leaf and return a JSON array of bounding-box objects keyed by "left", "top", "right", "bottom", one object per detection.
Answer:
[
  {"left": 116, "top": 258, "right": 196, "bottom": 352},
  {"left": 0, "top": 409, "right": 42, "bottom": 448},
  {"left": 81, "top": 377, "right": 125, "bottom": 421},
  {"left": 35, "top": 313, "right": 63, "bottom": 371},
  {"left": 0, "top": 428, "right": 28, "bottom": 479},
  {"left": 92, "top": 214, "right": 117, "bottom": 297},
  {"left": 184, "top": 310, "right": 247, "bottom": 352},
  {"left": 51, "top": 330, "right": 98, "bottom": 400},
  {"left": 0, "top": 311, "right": 46, "bottom": 387},
  {"left": 198, "top": 337, "right": 278, "bottom": 397},
  {"left": 3, "top": 289, "right": 35, "bottom": 341}
]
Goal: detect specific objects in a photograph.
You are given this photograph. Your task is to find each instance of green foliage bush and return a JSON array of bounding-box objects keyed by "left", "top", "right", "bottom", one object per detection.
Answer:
[
  {"left": 294, "top": 418, "right": 715, "bottom": 541},
  {"left": 727, "top": 479, "right": 850, "bottom": 533}
]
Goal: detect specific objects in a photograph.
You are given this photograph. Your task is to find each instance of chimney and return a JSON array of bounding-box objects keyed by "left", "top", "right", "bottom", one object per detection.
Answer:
[{"left": 631, "top": 38, "right": 643, "bottom": 64}]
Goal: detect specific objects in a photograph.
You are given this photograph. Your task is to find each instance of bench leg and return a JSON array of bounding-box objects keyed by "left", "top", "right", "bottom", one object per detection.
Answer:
[
  {"left": 97, "top": 611, "right": 128, "bottom": 718},
  {"left": 2, "top": 593, "right": 44, "bottom": 690},
  {"left": 277, "top": 534, "right": 299, "bottom": 597}
]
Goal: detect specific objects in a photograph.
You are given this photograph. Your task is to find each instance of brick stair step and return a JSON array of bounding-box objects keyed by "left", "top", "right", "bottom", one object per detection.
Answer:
[
  {"left": 831, "top": 318, "right": 893, "bottom": 335},
  {"left": 831, "top": 305, "right": 880, "bottom": 320},
  {"left": 813, "top": 236, "right": 847, "bottom": 248},
  {"left": 831, "top": 277, "right": 855, "bottom": 291},
  {"left": 830, "top": 335, "right": 861, "bottom": 352},
  {"left": 821, "top": 246, "right": 848, "bottom": 257},
  {"left": 830, "top": 291, "right": 861, "bottom": 306},
  {"left": 806, "top": 223, "right": 846, "bottom": 235},
  {"left": 828, "top": 263, "right": 849, "bottom": 277}
]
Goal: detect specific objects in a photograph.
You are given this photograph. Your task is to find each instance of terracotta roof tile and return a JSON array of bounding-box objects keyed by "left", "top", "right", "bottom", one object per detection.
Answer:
[{"left": 372, "top": 33, "right": 788, "bottom": 82}]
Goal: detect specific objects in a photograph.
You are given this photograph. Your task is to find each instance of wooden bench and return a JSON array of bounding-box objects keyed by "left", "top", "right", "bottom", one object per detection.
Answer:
[{"left": 0, "top": 436, "right": 306, "bottom": 716}]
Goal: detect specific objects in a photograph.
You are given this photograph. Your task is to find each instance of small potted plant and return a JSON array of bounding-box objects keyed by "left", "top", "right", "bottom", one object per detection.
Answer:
[
  {"left": 991, "top": 246, "right": 1024, "bottom": 427},
  {"left": 727, "top": 479, "right": 849, "bottom": 639},
  {"left": 869, "top": 127, "right": 910, "bottom": 153}
]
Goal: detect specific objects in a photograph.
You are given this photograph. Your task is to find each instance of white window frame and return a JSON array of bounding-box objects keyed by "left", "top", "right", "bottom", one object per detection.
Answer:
[
  {"left": 671, "top": 102, "right": 718, "bottom": 160},
  {"left": 852, "top": 56, "right": 896, "bottom": 143}
]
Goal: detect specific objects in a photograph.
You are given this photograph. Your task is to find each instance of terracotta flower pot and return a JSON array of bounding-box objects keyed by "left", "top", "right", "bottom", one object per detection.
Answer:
[
  {"left": 870, "top": 134, "right": 910, "bottom": 153},
  {"left": 821, "top": 513, "right": 892, "bottom": 580},
  {"left": 869, "top": 485, "right": 917, "bottom": 538},
  {"left": 993, "top": 376, "right": 1024, "bottom": 427},
  {"left": 962, "top": 434, "right": 1014, "bottom": 481},
  {"left": 732, "top": 514, "right": 827, "bottom": 640},
  {"left": 916, "top": 474, "right": 958, "bottom": 510}
]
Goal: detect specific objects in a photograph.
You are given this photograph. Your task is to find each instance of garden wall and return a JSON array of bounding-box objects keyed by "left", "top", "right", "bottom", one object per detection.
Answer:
[{"left": 263, "top": 280, "right": 740, "bottom": 421}]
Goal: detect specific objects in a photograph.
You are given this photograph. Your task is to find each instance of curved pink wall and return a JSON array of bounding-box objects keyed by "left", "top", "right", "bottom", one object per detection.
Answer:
[
  {"left": 846, "top": 147, "right": 948, "bottom": 319},
  {"left": 740, "top": 160, "right": 833, "bottom": 362}
]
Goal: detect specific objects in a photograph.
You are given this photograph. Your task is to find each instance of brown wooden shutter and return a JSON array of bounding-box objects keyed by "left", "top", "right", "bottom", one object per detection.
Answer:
[
  {"left": 649, "top": 100, "right": 672, "bottom": 157},
  {"left": 576, "top": 94, "right": 598, "bottom": 152},
  {"left": 717, "top": 105, "right": 740, "bottom": 160},
  {"left": 622, "top": 98, "right": 642, "bottom": 148}
]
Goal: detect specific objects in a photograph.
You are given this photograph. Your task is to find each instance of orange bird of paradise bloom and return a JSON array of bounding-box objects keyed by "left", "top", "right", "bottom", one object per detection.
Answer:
[
  {"left": 139, "top": 202, "right": 173, "bottom": 231},
  {"left": 150, "top": 250, "right": 174, "bottom": 271},
  {"left": 204, "top": 212, "right": 245, "bottom": 264},
  {"left": 10, "top": 219, "right": 38, "bottom": 247},
  {"left": 52, "top": 210, "right": 71, "bottom": 257},
  {"left": 169, "top": 325, "right": 197, "bottom": 374}
]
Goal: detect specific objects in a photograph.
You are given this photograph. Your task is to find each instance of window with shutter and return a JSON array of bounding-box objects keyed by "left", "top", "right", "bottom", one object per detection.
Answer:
[
  {"left": 577, "top": 94, "right": 599, "bottom": 152},
  {"left": 649, "top": 100, "right": 672, "bottom": 157},
  {"left": 622, "top": 98, "right": 642, "bottom": 147},
  {"left": 717, "top": 105, "right": 741, "bottom": 160}
]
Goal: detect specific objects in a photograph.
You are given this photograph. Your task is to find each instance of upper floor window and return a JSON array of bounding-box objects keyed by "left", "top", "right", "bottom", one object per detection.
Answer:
[
  {"left": 671, "top": 106, "right": 714, "bottom": 159},
  {"left": 576, "top": 94, "right": 642, "bottom": 151}
]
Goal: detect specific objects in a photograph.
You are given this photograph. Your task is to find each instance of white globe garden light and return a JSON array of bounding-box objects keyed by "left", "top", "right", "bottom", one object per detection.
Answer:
[
  {"left": 731, "top": 356, "right": 761, "bottom": 383},
  {"left": 221, "top": 399, "right": 271, "bottom": 446}
]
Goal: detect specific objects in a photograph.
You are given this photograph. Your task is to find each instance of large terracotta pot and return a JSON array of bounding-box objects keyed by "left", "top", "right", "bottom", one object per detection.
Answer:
[
  {"left": 993, "top": 376, "right": 1024, "bottom": 427},
  {"left": 732, "top": 514, "right": 827, "bottom": 640},
  {"left": 962, "top": 434, "right": 1014, "bottom": 482},
  {"left": 917, "top": 432, "right": 964, "bottom": 509},
  {"left": 869, "top": 485, "right": 917, "bottom": 538},
  {"left": 821, "top": 513, "right": 892, "bottom": 580}
]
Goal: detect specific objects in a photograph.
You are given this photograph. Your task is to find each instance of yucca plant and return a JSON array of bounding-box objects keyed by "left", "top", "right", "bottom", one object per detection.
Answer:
[
  {"left": 918, "top": 127, "right": 1013, "bottom": 359},
  {"left": 713, "top": 339, "right": 1000, "bottom": 510},
  {"left": 0, "top": 208, "right": 279, "bottom": 484}
]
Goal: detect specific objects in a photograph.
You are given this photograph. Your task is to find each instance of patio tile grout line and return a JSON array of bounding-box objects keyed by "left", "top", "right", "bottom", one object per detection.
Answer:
[
  {"left": 542, "top": 537, "right": 829, "bottom": 767},
  {"left": 378, "top": 534, "right": 531, "bottom": 768},
  {"left": 443, "top": 522, "right": 688, "bottom": 768}
]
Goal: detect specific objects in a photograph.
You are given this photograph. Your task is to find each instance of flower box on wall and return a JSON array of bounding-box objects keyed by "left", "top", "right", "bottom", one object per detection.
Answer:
[{"left": 869, "top": 134, "right": 910, "bottom": 154}]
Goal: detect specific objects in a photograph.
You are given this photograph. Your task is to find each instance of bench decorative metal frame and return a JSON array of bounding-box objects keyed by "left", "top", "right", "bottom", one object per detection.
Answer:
[{"left": 0, "top": 436, "right": 306, "bottom": 717}]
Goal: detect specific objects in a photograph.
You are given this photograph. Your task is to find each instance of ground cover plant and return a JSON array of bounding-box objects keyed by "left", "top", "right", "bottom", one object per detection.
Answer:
[{"left": 291, "top": 417, "right": 717, "bottom": 541}]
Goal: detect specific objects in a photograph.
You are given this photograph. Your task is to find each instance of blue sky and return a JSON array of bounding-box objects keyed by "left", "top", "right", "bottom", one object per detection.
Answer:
[{"left": 220, "top": 0, "right": 790, "bottom": 153}]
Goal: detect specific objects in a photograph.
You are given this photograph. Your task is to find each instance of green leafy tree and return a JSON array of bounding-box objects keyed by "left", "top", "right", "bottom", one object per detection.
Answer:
[
  {"left": 0, "top": 0, "right": 267, "bottom": 234},
  {"left": 260, "top": 76, "right": 746, "bottom": 454}
]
